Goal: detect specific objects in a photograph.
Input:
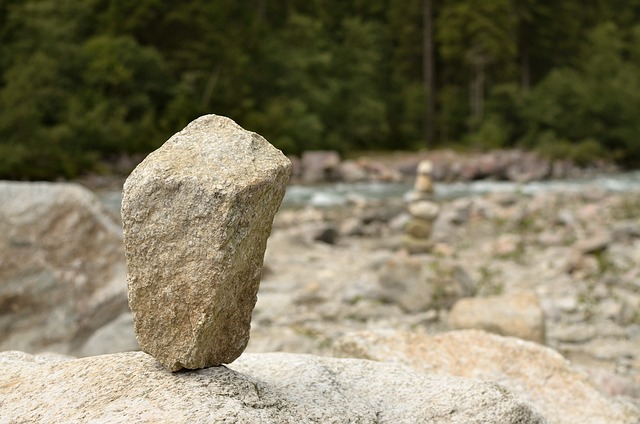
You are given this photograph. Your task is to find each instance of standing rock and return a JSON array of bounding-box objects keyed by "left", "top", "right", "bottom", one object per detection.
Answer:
[
  {"left": 122, "top": 115, "right": 291, "bottom": 371},
  {"left": 449, "top": 291, "right": 546, "bottom": 343},
  {"left": 0, "top": 350, "right": 546, "bottom": 423},
  {"left": 0, "top": 181, "right": 127, "bottom": 354}
]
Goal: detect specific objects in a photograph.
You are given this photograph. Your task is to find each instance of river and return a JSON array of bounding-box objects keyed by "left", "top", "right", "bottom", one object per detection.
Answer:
[
  {"left": 282, "top": 171, "right": 640, "bottom": 208},
  {"left": 97, "top": 171, "right": 640, "bottom": 214}
]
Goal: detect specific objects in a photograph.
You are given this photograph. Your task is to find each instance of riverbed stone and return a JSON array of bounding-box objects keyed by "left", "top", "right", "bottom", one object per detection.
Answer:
[
  {"left": 121, "top": 114, "right": 291, "bottom": 371},
  {"left": 449, "top": 291, "right": 546, "bottom": 343}
]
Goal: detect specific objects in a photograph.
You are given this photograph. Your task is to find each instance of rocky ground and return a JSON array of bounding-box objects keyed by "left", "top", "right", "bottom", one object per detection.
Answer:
[
  {"left": 251, "top": 187, "right": 640, "bottom": 403},
  {"left": 2, "top": 171, "right": 640, "bottom": 420}
]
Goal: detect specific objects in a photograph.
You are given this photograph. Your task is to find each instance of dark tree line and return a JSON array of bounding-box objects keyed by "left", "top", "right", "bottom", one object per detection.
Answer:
[{"left": 1, "top": 0, "right": 640, "bottom": 179}]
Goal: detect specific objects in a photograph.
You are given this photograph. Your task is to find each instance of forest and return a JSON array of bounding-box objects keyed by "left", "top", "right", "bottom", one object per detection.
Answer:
[{"left": 2, "top": 0, "right": 640, "bottom": 179}]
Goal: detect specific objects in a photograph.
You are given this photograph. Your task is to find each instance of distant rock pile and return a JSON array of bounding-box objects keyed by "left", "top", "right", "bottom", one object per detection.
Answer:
[
  {"left": 403, "top": 160, "right": 440, "bottom": 253},
  {"left": 121, "top": 115, "right": 291, "bottom": 371}
]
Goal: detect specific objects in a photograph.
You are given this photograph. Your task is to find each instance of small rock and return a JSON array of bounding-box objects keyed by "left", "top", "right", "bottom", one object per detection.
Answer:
[
  {"left": 338, "top": 160, "right": 368, "bottom": 182},
  {"left": 122, "top": 115, "right": 291, "bottom": 371},
  {"left": 449, "top": 291, "right": 546, "bottom": 344},
  {"left": 312, "top": 225, "right": 339, "bottom": 244},
  {"left": 574, "top": 232, "right": 611, "bottom": 254}
]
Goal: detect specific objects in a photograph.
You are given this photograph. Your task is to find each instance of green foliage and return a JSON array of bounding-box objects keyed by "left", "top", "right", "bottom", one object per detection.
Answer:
[
  {"left": 2, "top": 2, "right": 640, "bottom": 179},
  {"left": 521, "top": 22, "right": 640, "bottom": 165}
]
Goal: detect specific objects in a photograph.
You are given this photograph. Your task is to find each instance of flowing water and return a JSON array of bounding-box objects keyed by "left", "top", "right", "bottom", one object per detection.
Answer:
[{"left": 281, "top": 171, "right": 640, "bottom": 208}]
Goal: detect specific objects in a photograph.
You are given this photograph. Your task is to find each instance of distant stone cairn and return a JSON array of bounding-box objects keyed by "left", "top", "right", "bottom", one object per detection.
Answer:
[
  {"left": 121, "top": 115, "right": 291, "bottom": 371},
  {"left": 403, "top": 160, "right": 440, "bottom": 253}
]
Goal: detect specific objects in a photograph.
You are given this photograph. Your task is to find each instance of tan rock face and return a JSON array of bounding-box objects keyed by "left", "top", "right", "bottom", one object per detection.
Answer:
[
  {"left": 0, "top": 350, "right": 546, "bottom": 423},
  {"left": 122, "top": 115, "right": 291, "bottom": 371},
  {"left": 333, "top": 329, "right": 640, "bottom": 424}
]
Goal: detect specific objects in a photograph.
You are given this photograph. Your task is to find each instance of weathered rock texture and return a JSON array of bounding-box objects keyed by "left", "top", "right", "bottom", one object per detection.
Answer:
[
  {"left": 334, "top": 329, "right": 640, "bottom": 424},
  {"left": 122, "top": 115, "right": 291, "bottom": 371},
  {"left": 449, "top": 291, "right": 546, "bottom": 343},
  {"left": 0, "top": 181, "right": 127, "bottom": 354},
  {"left": 0, "top": 350, "right": 545, "bottom": 423}
]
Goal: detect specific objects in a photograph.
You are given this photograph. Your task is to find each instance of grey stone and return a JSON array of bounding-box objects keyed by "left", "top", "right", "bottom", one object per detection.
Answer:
[
  {"left": 0, "top": 350, "right": 546, "bottom": 423},
  {"left": 0, "top": 181, "right": 127, "bottom": 354},
  {"left": 122, "top": 114, "right": 291, "bottom": 371}
]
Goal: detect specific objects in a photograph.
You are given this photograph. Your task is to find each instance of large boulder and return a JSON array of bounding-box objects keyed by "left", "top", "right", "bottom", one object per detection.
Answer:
[
  {"left": 0, "top": 181, "right": 127, "bottom": 354},
  {"left": 122, "top": 115, "right": 291, "bottom": 371},
  {"left": 334, "top": 329, "right": 640, "bottom": 424},
  {"left": 0, "top": 350, "right": 545, "bottom": 423}
]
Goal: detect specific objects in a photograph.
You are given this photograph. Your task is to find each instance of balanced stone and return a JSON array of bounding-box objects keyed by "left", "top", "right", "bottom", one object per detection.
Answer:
[
  {"left": 414, "top": 174, "right": 434, "bottom": 193},
  {"left": 405, "top": 218, "right": 433, "bottom": 238},
  {"left": 122, "top": 115, "right": 291, "bottom": 371},
  {"left": 414, "top": 160, "right": 434, "bottom": 193},
  {"left": 408, "top": 200, "right": 440, "bottom": 220}
]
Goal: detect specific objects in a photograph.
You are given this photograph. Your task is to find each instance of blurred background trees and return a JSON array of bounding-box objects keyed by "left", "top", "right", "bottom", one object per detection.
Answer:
[{"left": 1, "top": 0, "right": 640, "bottom": 179}]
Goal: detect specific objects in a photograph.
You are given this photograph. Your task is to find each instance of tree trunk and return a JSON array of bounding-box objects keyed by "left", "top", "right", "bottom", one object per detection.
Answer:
[
  {"left": 423, "top": 0, "right": 435, "bottom": 147},
  {"left": 521, "top": 45, "right": 531, "bottom": 91}
]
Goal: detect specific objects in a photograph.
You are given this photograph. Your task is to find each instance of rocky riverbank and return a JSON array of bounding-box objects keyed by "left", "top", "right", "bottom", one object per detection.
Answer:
[
  {"left": 2, "top": 174, "right": 640, "bottom": 421},
  {"left": 287, "top": 149, "right": 618, "bottom": 184},
  {"left": 253, "top": 185, "right": 640, "bottom": 404}
]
